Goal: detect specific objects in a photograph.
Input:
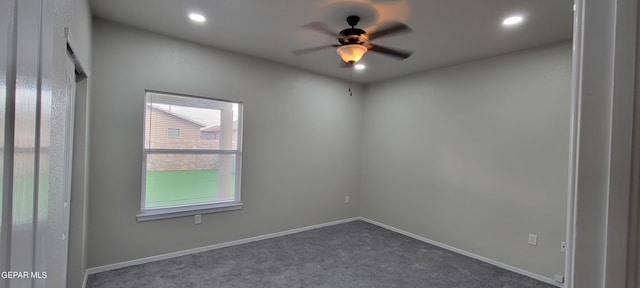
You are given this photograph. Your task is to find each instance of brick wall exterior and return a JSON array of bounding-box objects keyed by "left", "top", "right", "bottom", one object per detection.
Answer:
[{"left": 146, "top": 154, "right": 219, "bottom": 171}]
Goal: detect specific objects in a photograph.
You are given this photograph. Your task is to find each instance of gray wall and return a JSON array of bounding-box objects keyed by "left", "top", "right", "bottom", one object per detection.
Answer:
[
  {"left": 88, "top": 20, "right": 363, "bottom": 268},
  {"left": 359, "top": 43, "right": 571, "bottom": 279}
]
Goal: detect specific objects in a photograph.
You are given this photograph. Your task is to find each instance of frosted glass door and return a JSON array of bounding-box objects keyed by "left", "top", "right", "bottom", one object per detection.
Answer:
[
  {"left": 0, "top": 0, "right": 75, "bottom": 287},
  {"left": 10, "top": 1, "right": 42, "bottom": 287},
  {"left": 0, "top": 0, "right": 12, "bottom": 282}
]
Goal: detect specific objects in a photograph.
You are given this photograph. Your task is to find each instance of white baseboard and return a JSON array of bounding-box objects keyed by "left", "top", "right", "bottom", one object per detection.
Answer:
[
  {"left": 358, "top": 217, "right": 563, "bottom": 288},
  {"left": 85, "top": 216, "right": 562, "bottom": 288},
  {"left": 86, "top": 217, "right": 360, "bottom": 275}
]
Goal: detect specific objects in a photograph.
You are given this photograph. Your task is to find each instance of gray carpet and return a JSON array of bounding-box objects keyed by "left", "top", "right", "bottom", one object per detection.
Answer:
[{"left": 86, "top": 220, "right": 557, "bottom": 288}]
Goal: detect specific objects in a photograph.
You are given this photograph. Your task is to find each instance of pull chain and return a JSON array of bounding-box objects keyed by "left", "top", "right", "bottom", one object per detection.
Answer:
[{"left": 348, "top": 62, "right": 353, "bottom": 96}]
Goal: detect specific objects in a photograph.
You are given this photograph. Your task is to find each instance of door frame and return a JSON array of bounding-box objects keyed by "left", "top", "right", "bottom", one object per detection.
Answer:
[{"left": 567, "top": 0, "right": 639, "bottom": 287}]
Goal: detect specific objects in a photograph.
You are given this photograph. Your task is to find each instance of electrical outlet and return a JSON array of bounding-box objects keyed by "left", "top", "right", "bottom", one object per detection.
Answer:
[
  {"left": 345, "top": 196, "right": 350, "bottom": 203},
  {"left": 194, "top": 214, "right": 202, "bottom": 225},
  {"left": 528, "top": 234, "right": 537, "bottom": 246},
  {"left": 560, "top": 241, "right": 567, "bottom": 253}
]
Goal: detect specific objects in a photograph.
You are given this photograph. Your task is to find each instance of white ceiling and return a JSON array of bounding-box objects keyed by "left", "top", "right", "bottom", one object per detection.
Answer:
[{"left": 90, "top": 0, "right": 574, "bottom": 84}]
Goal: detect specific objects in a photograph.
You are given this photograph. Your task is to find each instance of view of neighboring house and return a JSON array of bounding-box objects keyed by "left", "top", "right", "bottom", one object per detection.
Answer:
[
  {"left": 144, "top": 104, "right": 229, "bottom": 171},
  {"left": 145, "top": 104, "right": 209, "bottom": 149},
  {"left": 200, "top": 120, "right": 239, "bottom": 149}
]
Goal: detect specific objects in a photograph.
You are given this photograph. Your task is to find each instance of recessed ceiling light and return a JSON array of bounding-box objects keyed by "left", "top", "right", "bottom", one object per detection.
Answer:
[
  {"left": 354, "top": 64, "right": 366, "bottom": 70},
  {"left": 502, "top": 15, "right": 524, "bottom": 26},
  {"left": 189, "top": 13, "right": 207, "bottom": 23}
]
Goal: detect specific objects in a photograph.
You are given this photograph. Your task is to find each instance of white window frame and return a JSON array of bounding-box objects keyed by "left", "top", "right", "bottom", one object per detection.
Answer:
[{"left": 137, "top": 90, "right": 243, "bottom": 221}]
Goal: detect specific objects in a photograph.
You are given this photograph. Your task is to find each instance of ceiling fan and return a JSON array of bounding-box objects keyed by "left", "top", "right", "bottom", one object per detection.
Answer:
[{"left": 292, "top": 15, "right": 413, "bottom": 65}]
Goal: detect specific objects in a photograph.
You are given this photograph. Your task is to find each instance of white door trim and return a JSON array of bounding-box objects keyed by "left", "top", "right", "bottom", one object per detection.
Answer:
[{"left": 568, "top": 0, "right": 638, "bottom": 287}]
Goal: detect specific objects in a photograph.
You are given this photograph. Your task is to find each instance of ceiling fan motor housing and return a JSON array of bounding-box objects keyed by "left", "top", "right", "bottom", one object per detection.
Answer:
[
  {"left": 339, "top": 28, "right": 368, "bottom": 45},
  {"left": 339, "top": 15, "right": 367, "bottom": 45}
]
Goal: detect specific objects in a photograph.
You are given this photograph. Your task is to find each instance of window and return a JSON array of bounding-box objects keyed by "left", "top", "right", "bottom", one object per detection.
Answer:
[
  {"left": 138, "top": 91, "right": 243, "bottom": 221},
  {"left": 199, "top": 132, "right": 221, "bottom": 140},
  {"left": 167, "top": 128, "right": 180, "bottom": 138},
  {"left": 201, "top": 132, "right": 213, "bottom": 140}
]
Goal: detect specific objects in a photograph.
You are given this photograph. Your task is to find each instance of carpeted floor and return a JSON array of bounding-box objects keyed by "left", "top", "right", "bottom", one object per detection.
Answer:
[{"left": 86, "top": 220, "right": 557, "bottom": 288}]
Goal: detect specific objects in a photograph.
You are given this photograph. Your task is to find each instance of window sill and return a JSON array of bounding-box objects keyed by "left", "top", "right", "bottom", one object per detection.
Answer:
[{"left": 136, "top": 202, "right": 243, "bottom": 222}]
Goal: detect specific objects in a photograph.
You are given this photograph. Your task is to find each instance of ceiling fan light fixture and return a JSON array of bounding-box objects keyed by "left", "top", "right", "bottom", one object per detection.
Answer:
[{"left": 337, "top": 44, "right": 368, "bottom": 63}]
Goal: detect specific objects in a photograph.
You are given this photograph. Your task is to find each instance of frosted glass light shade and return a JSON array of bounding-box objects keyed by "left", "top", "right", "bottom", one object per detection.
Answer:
[{"left": 336, "top": 44, "right": 368, "bottom": 63}]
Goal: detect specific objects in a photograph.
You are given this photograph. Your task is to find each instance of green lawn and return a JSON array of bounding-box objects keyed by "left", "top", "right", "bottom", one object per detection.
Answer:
[
  {"left": 1, "top": 174, "right": 50, "bottom": 222},
  {"left": 145, "top": 169, "right": 235, "bottom": 209}
]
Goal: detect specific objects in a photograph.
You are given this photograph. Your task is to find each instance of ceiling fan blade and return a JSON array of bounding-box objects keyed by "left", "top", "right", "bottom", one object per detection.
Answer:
[
  {"left": 366, "top": 44, "right": 413, "bottom": 60},
  {"left": 368, "top": 22, "right": 412, "bottom": 41},
  {"left": 292, "top": 44, "right": 339, "bottom": 55},
  {"left": 302, "top": 22, "right": 338, "bottom": 38}
]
